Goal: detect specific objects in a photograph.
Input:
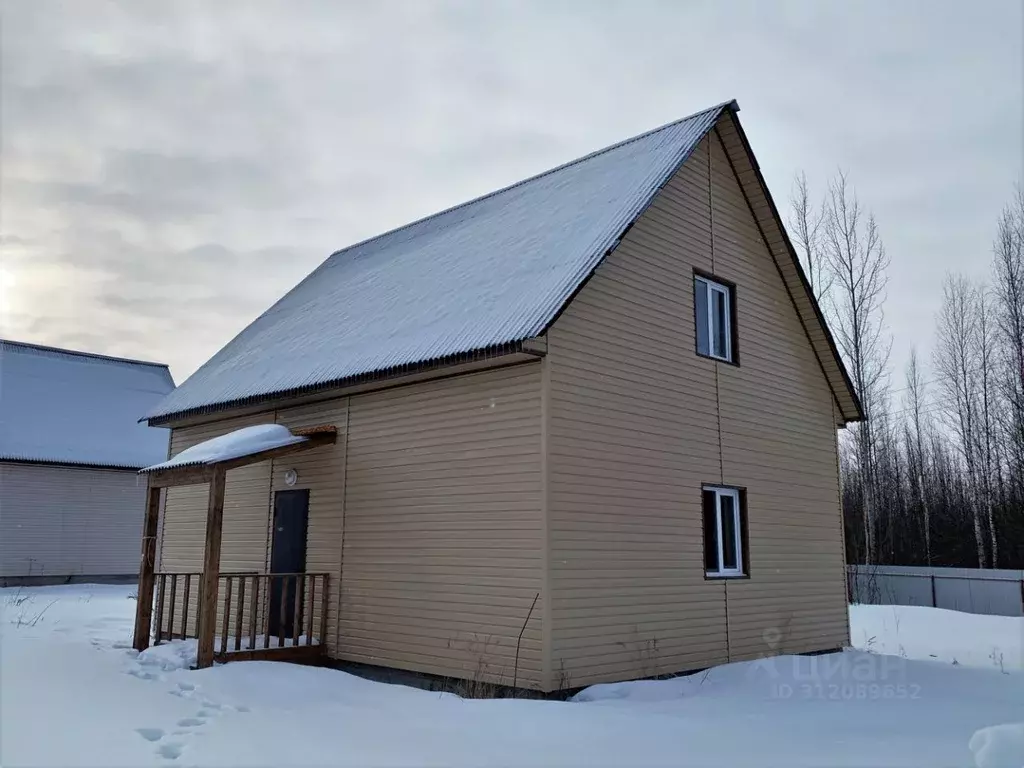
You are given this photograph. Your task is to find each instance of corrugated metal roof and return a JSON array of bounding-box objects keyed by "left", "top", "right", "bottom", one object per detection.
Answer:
[
  {"left": 0, "top": 340, "right": 176, "bottom": 468},
  {"left": 148, "top": 101, "right": 734, "bottom": 423}
]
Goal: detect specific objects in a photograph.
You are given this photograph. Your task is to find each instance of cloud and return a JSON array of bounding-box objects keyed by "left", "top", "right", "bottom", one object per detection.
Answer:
[{"left": 0, "top": 0, "right": 1021, "bottom": 384}]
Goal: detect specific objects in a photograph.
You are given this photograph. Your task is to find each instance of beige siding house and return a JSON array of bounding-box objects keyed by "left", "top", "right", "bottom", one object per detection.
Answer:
[
  {"left": 139, "top": 100, "right": 862, "bottom": 691},
  {"left": 0, "top": 341, "right": 174, "bottom": 585}
]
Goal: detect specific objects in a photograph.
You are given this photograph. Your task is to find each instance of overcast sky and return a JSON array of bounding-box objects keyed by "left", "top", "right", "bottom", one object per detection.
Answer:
[{"left": 2, "top": 1, "right": 1021, "bottom": 391}]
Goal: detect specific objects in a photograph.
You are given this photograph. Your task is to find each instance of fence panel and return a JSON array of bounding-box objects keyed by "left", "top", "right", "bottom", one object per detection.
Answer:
[{"left": 848, "top": 565, "right": 1024, "bottom": 617}]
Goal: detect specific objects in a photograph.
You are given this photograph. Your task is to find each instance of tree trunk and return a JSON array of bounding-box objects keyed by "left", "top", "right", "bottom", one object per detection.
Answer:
[
  {"left": 986, "top": 490, "right": 998, "bottom": 568},
  {"left": 917, "top": 471, "right": 931, "bottom": 566},
  {"left": 969, "top": 471, "right": 987, "bottom": 568}
]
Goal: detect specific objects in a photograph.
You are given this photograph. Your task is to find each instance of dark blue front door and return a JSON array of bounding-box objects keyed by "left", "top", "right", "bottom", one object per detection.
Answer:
[{"left": 268, "top": 489, "right": 309, "bottom": 638}]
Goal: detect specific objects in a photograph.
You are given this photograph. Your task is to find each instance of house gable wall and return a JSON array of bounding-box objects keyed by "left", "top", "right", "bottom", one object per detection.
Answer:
[
  {"left": 544, "top": 127, "right": 848, "bottom": 688},
  {"left": 708, "top": 130, "right": 849, "bottom": 660}
]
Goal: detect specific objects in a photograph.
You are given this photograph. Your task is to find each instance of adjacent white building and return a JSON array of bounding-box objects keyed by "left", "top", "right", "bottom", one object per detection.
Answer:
[{"left": 0, "top": 340, "right": 174, "bottom": 584}]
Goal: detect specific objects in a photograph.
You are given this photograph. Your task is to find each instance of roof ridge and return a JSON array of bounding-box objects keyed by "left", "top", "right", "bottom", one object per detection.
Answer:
[
  {"left": 0, "top": 338, "right": 171, "bottom": 369},
  {"left": 320, "top": 99, "right": 739, "bottom": 266}
]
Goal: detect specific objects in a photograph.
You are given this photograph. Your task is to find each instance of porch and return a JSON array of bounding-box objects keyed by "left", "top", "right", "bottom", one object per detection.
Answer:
[
  {"left": 149, "top": 571, "right": 329, "bottom": 665},
  {"left": 132, "top": 423, "right": 337, "bottom": 668}
]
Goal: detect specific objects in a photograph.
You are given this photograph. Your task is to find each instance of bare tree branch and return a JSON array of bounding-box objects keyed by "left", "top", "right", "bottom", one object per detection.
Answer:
[
  {"left": 788, "top": 172, "right": 832, "bottom": 304},
  {"left": 823, "top": 170, "right": 891, "bottom": 563}
]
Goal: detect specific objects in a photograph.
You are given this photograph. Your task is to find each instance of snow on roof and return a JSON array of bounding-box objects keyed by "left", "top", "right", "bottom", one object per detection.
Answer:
[
  {"left": 147, "top": 101, "right": 735, "bottom": 423},
  {"left": 0, "top": 340, "right": 175, "bottom": 469},
  {"left": 140, "top": 424, "right": 306, "bottom": 473}
]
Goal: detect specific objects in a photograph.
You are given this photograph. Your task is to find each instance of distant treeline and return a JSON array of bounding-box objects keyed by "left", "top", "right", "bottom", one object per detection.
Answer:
[{"left": 788, "top": 174, "right": 1023, "bottom": 569}]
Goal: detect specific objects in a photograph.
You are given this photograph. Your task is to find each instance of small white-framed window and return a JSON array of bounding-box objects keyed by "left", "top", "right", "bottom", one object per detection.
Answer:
[
  {"left": 694, "top": 275, "right": 734, "bottom": 362},
  {"left": 703, "top": 485, "right": 747, "bottom": 578}
]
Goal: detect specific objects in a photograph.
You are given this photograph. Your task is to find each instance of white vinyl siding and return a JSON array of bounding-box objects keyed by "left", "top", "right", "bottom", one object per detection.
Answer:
[{"left": 0, "top": 462, "right": 146, "bottom": 579}]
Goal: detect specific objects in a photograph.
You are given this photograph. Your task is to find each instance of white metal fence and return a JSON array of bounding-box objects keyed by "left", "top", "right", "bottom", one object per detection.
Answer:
[{"left": 847, "top": 565, "right": 1024, "bottom": 617}]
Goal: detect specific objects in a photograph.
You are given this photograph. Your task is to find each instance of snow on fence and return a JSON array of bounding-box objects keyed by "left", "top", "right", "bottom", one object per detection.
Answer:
[{"left": 847, "top": 565, "right": 1024, "bottom": 617}]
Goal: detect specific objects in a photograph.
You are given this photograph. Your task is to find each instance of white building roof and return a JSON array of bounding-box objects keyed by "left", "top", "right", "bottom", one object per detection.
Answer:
[
  {"left": 147, "top": 101, "right": 734, "bottom": 423},
  {"left": 0, "top": 340, "right": 175, "bottom": 469}
]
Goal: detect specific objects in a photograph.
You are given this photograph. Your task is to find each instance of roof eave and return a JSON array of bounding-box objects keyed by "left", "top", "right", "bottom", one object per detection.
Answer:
[
  {"left": 537, "top": 101, "right": 738, "bottom": 338},
  {"left": 145, "top": 339, "right": 544, "bottom": 427},
  {"left": 717, "top": 110, "right": 865, "bottom": 426},
  {"left": 0, "top": 456, "right": 149, "bottom": 471},
  {"left": 0, "top": 338, "right": 172, "bottom": 370}
]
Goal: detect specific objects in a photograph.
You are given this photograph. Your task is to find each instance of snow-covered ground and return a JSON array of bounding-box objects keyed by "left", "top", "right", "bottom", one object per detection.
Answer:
[
  {"left": 1, "top": 586, "right": 1021, "bottom": 768},
  {"left": 849, "top": 603, "right": 1022, "bottom": 672}
]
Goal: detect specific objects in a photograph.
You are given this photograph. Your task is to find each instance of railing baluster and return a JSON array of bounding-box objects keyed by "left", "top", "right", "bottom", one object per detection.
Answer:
[
  {"left": 278, "top": 575, "right": 288, "bottom": 648},
  {"left": 155, "top": 574, "right": 167, "bottom": 645},
  {"left": 220, "top": 576, "right": 232, "bottom": 656},
  {"left": 320, "top": 575, "right": 329, "bottom": 649},
  {"left": 181, "top": 575, "right": 191, "bottom": 639},
  {"left": 264, "top": 576, "right": 273, "bottom": 650},
  {"left": 168, "top": 574, "right": 178, "bottom": 641},
  {"left": 306, "top": 577, "right": 316, "bottom": 646},
  {"left": 292, "top": 575, "right": 304, "bottom": 647},
  {"left": 234, "top": 576, "right": 246, "bottom": 652},
  {"left": 196, "top": 573, "right": 204, "bottom": 643},
  {"left": 248, "top": 576, "right": 260, "bottom": 651}
]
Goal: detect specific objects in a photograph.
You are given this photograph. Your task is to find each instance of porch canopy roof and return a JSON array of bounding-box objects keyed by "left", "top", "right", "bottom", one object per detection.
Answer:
[{"left": 139, "top": 422, "right": 336, "bottom": 488}]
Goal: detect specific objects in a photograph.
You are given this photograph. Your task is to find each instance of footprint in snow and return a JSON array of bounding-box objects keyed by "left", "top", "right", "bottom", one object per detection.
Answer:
[
  {"left": 127, "top": 668, "right": 160, "bottom": 682},
  {"left": 198, "top": 703, "right": 241, "bottom": 719},
  {"left": 168, "top": 681, "right": 197, "bottom": 699},
  {"left": 157, "top": 742, "right": 184, "bottom": 760},
  {"left": 177, "top": 717, "right": 205, "bottom": 728},
  {"left": 136, "top": 728, "right": 164, "bottom": 743}
]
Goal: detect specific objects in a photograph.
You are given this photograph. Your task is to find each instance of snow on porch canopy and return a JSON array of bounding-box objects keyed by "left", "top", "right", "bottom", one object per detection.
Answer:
[{"left": 139, "top": 423, "right": 336, "bottom": 484}]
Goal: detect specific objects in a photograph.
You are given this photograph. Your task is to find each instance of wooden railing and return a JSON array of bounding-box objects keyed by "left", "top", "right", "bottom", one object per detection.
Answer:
[{"left": 152, "top": 572, "right": 329, "bottom": 657}]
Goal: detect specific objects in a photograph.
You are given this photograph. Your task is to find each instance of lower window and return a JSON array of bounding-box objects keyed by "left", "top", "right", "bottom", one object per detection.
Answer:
[{"left": 703, "top": 486, "right": 748, "bottom": 577}]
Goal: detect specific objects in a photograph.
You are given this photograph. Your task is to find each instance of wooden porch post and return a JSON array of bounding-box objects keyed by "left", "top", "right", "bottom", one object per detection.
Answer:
[
  {"left": 132, "top": 483, "right": 162, "bottom": 652},
  {"left": 195, "top": 468, "right": 227, "bottom": 669}
]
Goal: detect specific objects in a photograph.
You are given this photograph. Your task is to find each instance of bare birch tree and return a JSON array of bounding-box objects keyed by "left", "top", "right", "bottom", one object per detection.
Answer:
[
  {"left": 788, "top": 174, "right": 1024, "bottom": 570},
  {"left": 975, "top": 287, "right": 1000, "bottom": 566},
  {"left": 903, "top": 348, "right": 932, "bottom": 564},
  {"left": 823, "top": 170, "right": 891, "bottom": 564},
  {"left": 993, "top": 189, "right": 1024, "bottom": 497},
  {"left": 789, "top": 172, "right": 831, "bottom": 303},
  {"left": 934, "top": 275, "right": 987, "bottom": 567}
]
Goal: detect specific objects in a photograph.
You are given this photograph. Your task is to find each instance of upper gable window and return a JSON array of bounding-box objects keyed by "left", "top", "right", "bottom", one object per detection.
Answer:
[{"left": 694, "top": 274, "right": 736, "bottom": 363}]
